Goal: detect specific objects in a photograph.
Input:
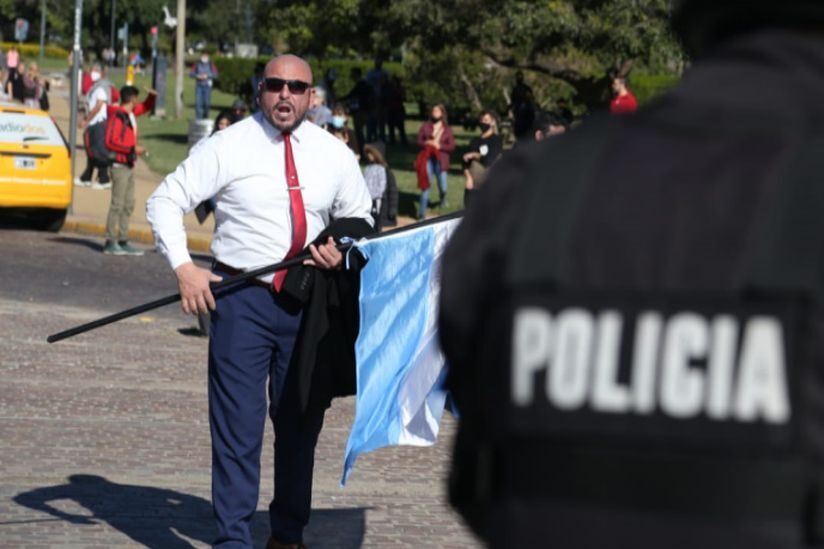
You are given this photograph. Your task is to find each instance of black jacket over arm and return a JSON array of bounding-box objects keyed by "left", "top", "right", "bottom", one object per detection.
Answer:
[{"left": 282, "top": 218, "right": 375, "bottom": 416}]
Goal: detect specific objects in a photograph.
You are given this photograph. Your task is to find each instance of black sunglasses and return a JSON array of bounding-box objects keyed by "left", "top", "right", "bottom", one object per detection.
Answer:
[{"left": 262, "top": 77, "right": 311, "bottom": 94}]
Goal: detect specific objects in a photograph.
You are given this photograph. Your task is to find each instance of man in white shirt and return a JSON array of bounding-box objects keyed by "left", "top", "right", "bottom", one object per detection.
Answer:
[{"left": 147, "top": 55, "right": 372, "bottom": 549}]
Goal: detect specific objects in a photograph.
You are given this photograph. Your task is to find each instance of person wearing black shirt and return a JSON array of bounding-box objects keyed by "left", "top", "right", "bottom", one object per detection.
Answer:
[
  {"left": 8, "top": 60, "right": 26, "bottom": 102},
  {"left": 340, "top": 67, "right": 374, "bottom": 156},
  {"left": 462, "top": 111, "right": 503, "bottom": 207}
]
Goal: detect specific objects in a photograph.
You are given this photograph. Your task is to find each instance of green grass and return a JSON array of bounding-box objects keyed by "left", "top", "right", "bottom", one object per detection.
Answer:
[{"left": 100, "top": 67, "right": 477, "bottom": 217}]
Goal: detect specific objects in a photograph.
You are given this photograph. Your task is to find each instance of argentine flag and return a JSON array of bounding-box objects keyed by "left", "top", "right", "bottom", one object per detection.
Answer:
[{"left": 341, "top": 216, "right": 461, "bottom": 485}]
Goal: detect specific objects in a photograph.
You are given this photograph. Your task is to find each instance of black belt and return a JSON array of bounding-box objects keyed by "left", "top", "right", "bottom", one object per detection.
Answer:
[{"left": 212, "top": 261, "right": 272, "bottom": 290}]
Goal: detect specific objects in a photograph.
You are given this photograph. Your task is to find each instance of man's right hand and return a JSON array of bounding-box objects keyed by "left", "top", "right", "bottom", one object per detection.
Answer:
[{"left": 175, "top": 262, "right": 222, "bottom": 315}]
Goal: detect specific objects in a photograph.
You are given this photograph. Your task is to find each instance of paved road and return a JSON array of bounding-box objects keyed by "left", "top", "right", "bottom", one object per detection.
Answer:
[{"left": 0, "top": 229, "right": 479, "bottom": 548}]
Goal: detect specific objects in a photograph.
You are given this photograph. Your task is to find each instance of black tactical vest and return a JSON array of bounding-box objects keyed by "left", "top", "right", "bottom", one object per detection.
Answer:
[{"left": 450, "top": 118, "right": 824, "bottom": 549}]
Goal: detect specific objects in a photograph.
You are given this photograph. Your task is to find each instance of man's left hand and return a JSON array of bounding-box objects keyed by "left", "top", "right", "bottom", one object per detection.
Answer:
[{"left": 305, "top": 236, "right": 343, "bottom": 270}]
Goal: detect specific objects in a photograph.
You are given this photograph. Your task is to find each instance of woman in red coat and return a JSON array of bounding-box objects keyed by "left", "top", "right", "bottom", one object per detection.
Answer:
[{"left": 416, "top": 104, "right": 455, "bottom": 219}]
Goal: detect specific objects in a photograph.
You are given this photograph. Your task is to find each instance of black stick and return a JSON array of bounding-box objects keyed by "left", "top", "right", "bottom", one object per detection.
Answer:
[{"left": 46, "top": 211, "right": 463, "bottom": 344}]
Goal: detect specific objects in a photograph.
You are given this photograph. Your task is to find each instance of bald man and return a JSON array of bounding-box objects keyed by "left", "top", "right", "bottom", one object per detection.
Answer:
[{"left": 147, "top": 55, "right": 373, "bottom": 549}]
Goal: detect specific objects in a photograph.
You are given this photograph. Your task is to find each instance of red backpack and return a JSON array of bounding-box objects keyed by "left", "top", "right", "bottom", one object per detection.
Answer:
[{"left": 104, "top": 106, "right": 137, "bottom": 165}]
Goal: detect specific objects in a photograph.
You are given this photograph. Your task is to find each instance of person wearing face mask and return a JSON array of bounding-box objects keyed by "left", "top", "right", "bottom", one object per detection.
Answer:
[
  {"left": 415, "top": 103, "right": 456, "bottom": 219},
  {"left": 328, "top": 103, "right": 360, "bottom": 159},
  {"left": 77, "top": 63, "right": 114, "bottom": 188},
  {"left": 190, "top": 52, "right": 219, "bottom": 119},
  {"left": 462, "top": 110, "right": 503, "bottom": 207}
]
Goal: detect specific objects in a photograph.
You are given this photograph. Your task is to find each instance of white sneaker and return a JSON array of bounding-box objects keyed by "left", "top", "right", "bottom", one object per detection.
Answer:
[
  {"left": 74, "top": 178, "right": 91, "bottom": 187},
  {"left": 92, "top": 182, "right": 112, "bottom": 190}
]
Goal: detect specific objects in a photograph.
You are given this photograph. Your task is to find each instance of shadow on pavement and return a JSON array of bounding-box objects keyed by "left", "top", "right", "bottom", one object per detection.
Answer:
[
  {"left": 178, "top": 326, "right": 207, "bottom": 338},
  {"left": 49, "top": 236, "right": 104, "bottom": 252},
  {"left": 11, "top": 474, "right": 367, "bottom": 548}
]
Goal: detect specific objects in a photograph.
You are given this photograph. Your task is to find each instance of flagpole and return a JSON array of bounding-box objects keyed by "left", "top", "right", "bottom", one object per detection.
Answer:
[{"left": 46, "top": 212, "right": 463, "bottom": 344}]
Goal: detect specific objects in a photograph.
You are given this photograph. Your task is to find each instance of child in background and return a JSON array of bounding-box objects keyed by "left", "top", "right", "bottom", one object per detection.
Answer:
[{"left": 362, "top": 143, "right": 398, "bottom": 230}]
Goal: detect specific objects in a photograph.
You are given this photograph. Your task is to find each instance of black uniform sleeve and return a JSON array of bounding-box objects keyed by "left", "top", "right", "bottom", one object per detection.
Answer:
[{"left": 439, "top": 145, "right": 536, "bottom": 410}]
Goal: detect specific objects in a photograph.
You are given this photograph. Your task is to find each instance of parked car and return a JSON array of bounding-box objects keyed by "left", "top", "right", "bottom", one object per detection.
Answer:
[{"left": 0, "top": 100, "right": 71, "bottom": 231}]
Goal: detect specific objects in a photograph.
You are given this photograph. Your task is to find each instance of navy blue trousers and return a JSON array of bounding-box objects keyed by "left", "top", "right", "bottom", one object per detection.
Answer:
[{"left": 209, "top": 281, "right": 325, "bottom": 548}]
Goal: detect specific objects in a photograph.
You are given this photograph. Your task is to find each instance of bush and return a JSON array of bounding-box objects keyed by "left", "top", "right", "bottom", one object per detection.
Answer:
[
  {"left": 212, "top": 56, "right": 405, "bottom": 105},
  {"left": 1, "top": 42, "right": 70, "bottom": 61},
  {"left": 631, "top": 73, "right": 681, "bottom": 104}
]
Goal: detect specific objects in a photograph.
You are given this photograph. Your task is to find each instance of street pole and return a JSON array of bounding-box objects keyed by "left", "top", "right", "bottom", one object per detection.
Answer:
[
  {"left": 110, "top": 0, "right": 116, "bottom": 65},
  {"left": 68, "top": 0, "right": 83, "bottom": 214},
  {"left": 38, "top": 0, "right": 46, "bottom": 64},
  {"left": 174, "top": 0, "right": 186, "bottom": 119}
]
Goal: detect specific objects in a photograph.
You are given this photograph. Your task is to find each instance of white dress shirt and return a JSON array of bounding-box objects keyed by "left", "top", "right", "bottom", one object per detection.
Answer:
[{"left": 146, "top": 112, "right": 373, "bottom": 279}]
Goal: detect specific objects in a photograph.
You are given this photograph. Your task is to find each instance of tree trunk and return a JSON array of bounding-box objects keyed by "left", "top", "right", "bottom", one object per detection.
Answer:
[{"left": 457, "top": 65, "right": 483, "bottom": 112}]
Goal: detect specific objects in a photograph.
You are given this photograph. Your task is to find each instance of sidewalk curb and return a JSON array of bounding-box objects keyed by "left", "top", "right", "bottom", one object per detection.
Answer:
[{"left": 62, "top": 218, "right": 213, "bottom": 253}]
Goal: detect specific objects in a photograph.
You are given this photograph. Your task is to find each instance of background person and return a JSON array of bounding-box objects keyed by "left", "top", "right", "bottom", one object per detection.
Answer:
[
  {"left": 21, "top": 62, "right": 43, "bottom": 109},
  {"left": 8, "top": 60, "right": 25, "bottom": 102},
  {"left": 190, "top": 52, "right": 218, "bottom": 119},
  {"left": 307, "top": 86, "right": 332, "bottom": 129},
  {"left": 103, "top": 85, "right": 156, "bottom": 256},
  {"left": 340, "top": 67, "right": 374, "bottom": 155},
  {"left": 5, "top": 46, "right": 19, "bottom": 80},
  {"left": 610, "top": 75, "right": 638, "bottom": 115},
  {"left": 385, "top": 75, "right": 407, "bottom": 145},
  {"left": 212, "top": 112, "right": 232, "bottom": 134},
  {"left": 415, "top": 103, "right": 455, "bottom": 219},
  {"left": 362, "top": 142, "right": 399, "bottom": 230},
  {"left": 462, "top": 110, "right": 502, "bottom": 207},
  {"left": 533, "top": 110, "right": 569, "bottom": 141},
  {"left": 329, "top": 103, "right": 360, "bottom": 159},
  {"left": 77, "top": 63, "right": 113, "bottom": 188}
]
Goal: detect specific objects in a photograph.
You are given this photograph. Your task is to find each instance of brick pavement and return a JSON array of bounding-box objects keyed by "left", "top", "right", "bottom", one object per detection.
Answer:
[{"left": 0, "top": 297, "right": 481, "bottom": 548}]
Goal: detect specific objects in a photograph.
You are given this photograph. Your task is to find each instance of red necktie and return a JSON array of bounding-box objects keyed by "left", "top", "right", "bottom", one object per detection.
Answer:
[{"left": 273, "top": 132, "right": 307, "bottom": 292}]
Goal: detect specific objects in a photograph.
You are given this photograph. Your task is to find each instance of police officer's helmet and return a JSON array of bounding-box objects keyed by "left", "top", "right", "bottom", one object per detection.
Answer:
[{"left": 673, "top": 0, "right": 824, "bottom": 55}]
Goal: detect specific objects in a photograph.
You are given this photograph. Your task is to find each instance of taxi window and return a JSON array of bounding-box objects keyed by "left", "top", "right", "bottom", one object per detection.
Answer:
[{"left": 0, "top": 112, "right": 64, "bottom": 146}]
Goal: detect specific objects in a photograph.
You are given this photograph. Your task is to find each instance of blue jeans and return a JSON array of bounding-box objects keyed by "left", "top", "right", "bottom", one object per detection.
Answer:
[
  {"left": 208, "top": 279, "right": 324, "bottom": 547},
  {"left": 419, "top": 157, "right": 448, "bottom": 218},
  {"left": 195, "top": 85, "right": 212, "bottom": 119}
]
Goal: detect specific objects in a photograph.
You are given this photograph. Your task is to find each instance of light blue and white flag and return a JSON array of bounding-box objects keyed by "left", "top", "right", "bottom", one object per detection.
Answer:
[{"left": 341, "top": 216, "right": 461, "bottom": 485}]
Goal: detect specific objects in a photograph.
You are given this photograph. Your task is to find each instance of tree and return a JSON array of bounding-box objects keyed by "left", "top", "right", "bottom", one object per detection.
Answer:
[
  {"left": 386, "top": 0, "right": 682, "bottom": 111},
  {"left": 250, "top": 0, "right": 681, "bottom": 113}
]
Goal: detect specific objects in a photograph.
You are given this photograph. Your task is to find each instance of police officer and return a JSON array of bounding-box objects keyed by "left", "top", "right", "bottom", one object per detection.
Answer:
[{"left": 440, "top": 2, "right": 824, "bottom": 547}]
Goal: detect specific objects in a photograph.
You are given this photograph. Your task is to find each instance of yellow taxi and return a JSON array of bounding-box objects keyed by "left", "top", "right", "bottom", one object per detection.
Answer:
[{"left": 0, "top": 100, "right": 72, "bottom": 231}]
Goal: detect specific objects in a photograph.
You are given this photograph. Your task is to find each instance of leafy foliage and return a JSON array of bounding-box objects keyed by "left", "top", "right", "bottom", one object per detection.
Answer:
[
  {"left": 0, "top": 0, "right": 684, "bottom": 113},
  {"left": 249, "top": 0, "right": 682, "bottom": 112},
  {"left": 0, "top": 40, "right": 68, "bottom": 59}
]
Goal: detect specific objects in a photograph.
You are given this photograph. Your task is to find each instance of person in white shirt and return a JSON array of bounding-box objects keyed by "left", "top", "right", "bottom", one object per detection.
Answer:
[
  {"left": 77, "top": 63, "right": 112, "bottom": 188},
  {"left": 147, "top": 54, "right": 372, "bottom": 549}
]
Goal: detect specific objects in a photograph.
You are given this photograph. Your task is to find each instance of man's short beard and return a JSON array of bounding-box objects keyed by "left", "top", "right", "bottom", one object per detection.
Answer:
[{"left": 264, "top": 108, "right": 308, "bottom": 133}]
